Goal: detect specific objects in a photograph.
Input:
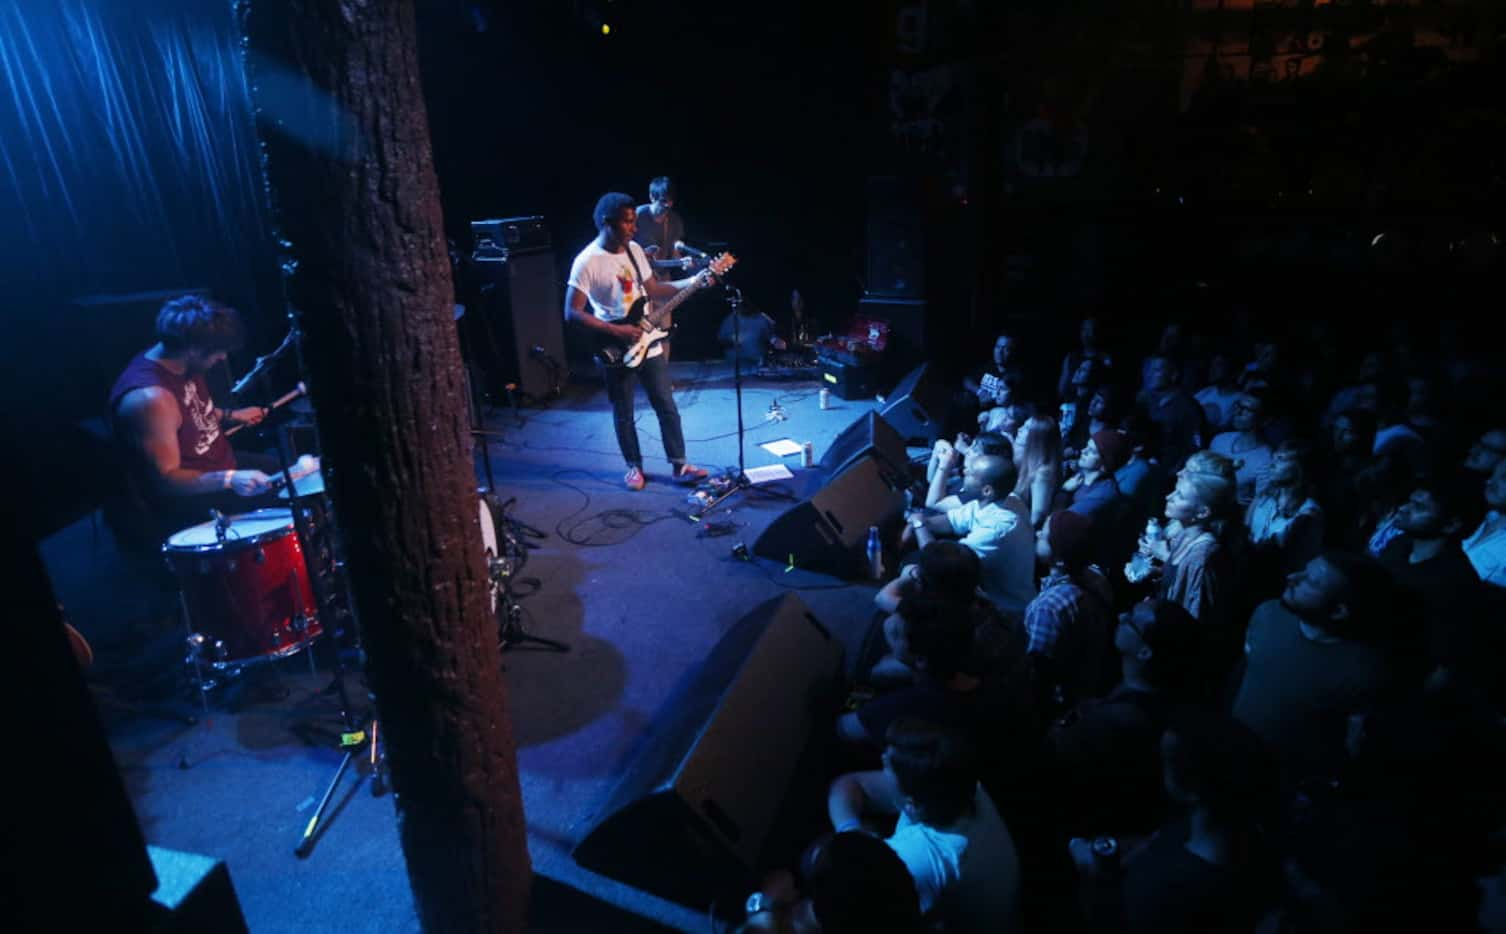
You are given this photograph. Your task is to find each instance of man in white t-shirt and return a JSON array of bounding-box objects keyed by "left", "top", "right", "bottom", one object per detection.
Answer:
[
  {"left": 827, "top": 720, "right": 1020, "bottom": 932},
  {"left": 1464, "top": 459, "right": 1506, "bottom": 589},
  {"left": 565, "top": 192, "right": 710, "bottom": 491},
  {"left": 906, "top": 454, "right": 1036, "bottom": 613}
]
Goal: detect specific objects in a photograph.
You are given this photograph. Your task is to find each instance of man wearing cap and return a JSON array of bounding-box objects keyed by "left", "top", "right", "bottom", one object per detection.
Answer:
[
  {"left": 1060, "top": 429, "right": 1129, "bottom": 521},
  {"left": 1059, "top": 429, "right": 1131, "bottom": 568}
]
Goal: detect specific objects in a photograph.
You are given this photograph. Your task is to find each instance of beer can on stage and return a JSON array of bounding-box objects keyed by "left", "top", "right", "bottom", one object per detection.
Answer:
[
  {"left": 802, "top": 441, "right": 815, "bottom": 468},
  {"left": 819, "top": 388, "right": 831, "bottom": 409}
]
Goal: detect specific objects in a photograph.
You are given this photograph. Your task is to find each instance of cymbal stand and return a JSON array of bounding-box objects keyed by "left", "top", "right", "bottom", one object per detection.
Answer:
[{"left": 246, "top": 307, "right": 385, "bottom": 857}]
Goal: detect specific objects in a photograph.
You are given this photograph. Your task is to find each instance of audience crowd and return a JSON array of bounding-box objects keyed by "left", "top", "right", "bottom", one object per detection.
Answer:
[{"left": 732, "top": 313, "right": 1506, "bottom": 933}]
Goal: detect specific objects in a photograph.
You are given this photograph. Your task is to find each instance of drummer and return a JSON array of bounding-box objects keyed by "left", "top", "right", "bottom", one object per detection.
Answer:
[{"left": 108, "top": 294, "right": 287, "bottom": 546}]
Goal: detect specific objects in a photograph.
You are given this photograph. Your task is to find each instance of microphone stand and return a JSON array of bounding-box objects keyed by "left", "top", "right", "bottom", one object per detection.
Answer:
[
  {"left": 231, "top": 326, "right": 296, "bottom": 397},
  {"left": 691, "top": 287, "right": 754, "bottom": 520}
]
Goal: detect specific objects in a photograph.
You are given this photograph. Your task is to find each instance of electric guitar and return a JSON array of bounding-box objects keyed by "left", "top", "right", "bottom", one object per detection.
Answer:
[{"left": 596, "top": 252, "right": 737, "bottom": 368}]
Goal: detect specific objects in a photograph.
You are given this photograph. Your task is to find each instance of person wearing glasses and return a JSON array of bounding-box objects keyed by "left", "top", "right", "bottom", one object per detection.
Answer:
[
  {"left": 1039, "top": 598, "right": 1207, "bottom": 840},
  {"left": 1208, "top": 390, "right": 1275, "bottom": 507}
]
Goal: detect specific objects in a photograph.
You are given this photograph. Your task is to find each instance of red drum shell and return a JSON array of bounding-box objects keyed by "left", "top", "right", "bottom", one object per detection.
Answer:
[{"left": 163, "top": 509, "right": 321, "bottom": 666}]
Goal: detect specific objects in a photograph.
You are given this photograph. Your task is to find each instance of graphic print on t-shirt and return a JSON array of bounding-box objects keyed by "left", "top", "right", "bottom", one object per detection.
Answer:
[
  {"left": 182, "top": 380, "right": 221, "bottom": 456},
  {"left": 615, "top": 264, "right": 638, "bottom": 309}
]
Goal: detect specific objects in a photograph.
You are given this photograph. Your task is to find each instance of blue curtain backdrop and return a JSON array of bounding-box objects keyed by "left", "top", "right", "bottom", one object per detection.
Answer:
[{"left": 1, "top": 0, "right": 278, "bottom": 422}]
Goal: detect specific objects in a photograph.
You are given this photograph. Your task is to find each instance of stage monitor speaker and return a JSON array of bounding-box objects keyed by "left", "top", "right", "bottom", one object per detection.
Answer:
[
  {"left": 819, "top": 410, "right": 909, "bottom": 481},
  {"left": 879, "top": 363, "right": 949, "bottom": 446},
  {"left": 753, "top": 455, "right": 908, "bottom": 578},
  {"left": 572, "top": 594, "right": 844, "bottom": 907},
  {"left": 465, "top": 248, "right": 565, "bottom": 401}
]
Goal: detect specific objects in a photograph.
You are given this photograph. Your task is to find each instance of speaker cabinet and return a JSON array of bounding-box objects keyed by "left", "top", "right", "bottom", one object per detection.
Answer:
[
  {"left": 879, "top": 363, "right": 950, "bottom": 446},
  {"left": 572, "top": 594, "right": 844, "bottom": 906},
  {"left": 819, "top": 410, "right": 909, "bottom": 481},
  {"left": 860, "top": 294, "right": 927, "bottom": 377},
  {"left": 753, "top": 455, "right": 908, "bottom": 578},
  {"left": 464, "top": 249, "right": 565, "bottom": 401},
  {"left": 865, "top": 176, "right": 923, "bottom": 299}
]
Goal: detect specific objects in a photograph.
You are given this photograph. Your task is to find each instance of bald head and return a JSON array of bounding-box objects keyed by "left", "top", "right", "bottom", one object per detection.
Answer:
[{"left": 963, "top": 454, "right": 1017, "bottom": 503}]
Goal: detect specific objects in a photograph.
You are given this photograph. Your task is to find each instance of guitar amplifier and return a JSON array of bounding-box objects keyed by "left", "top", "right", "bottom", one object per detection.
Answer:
[
  {"left": 818, "top": 358, "right": 879, "bottom": 400},
  {"left": 470, "top": 216, "right": 551, "bottom": 259}
]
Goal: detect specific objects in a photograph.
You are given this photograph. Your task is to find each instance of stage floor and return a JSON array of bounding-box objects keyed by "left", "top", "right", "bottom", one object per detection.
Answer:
[{"left": 44, "top": 361, "right": 892, "bottom": 932}]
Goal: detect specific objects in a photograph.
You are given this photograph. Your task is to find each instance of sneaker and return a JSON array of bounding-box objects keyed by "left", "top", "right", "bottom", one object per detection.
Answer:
[
  {"left": 673, "top": 463, "right": 709, "bottom": 484},
  {"left": 624, "top": 466, "right": 646, "bottom": 491}
]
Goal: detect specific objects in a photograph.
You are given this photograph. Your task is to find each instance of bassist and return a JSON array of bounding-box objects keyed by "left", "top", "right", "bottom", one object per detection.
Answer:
[{"left": 565, "top": 192, "right": 709, "bottom": 491}]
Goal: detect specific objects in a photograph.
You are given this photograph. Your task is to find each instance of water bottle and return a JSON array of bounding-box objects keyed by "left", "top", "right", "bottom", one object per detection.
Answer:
[
  {"left": 866, "top": 526, "right": 884, "bottom": 581},
  {"left": 1124, "top": 519, "right": 1163, "bottom": 583}
]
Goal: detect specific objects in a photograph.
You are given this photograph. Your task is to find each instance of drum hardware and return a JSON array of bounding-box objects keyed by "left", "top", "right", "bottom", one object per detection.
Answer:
[
  {"left": 480, "top": 495, "right": 567, "bottom": 654},
  {"left": 463, "top": 344, "right": 567, "bottom": 653},
  {"left": 234, "top": 307, "right": 385, "bottom": 857}
]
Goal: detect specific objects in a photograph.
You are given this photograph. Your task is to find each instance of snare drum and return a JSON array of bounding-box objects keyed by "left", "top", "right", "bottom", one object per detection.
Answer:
[{"left": 163, "top": 508, "right": 322, "bottom": 667}]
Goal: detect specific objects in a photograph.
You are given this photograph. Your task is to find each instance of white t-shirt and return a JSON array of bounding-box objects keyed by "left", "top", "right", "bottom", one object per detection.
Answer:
[
  {"left": 566, "top": 240, "right": 662, "bottom": 360},
  {"left": 946, "top": 495, "right": 1036, "bottom": 612},
  {"left": 1195, "top": 384, "right": 1242, "bottom": 432},
  {"left": 1463, "top": 512, "right": 1506, "bottom": 588},
  {"left": 1209, "top": 431, "right": 1274, "bottom": 505},
  {"left": 1247, "top": 495, "right": 1324, "bottom": 548},
  {"left": 887, "top": 784, "right": 1021, "bottom": 932}
]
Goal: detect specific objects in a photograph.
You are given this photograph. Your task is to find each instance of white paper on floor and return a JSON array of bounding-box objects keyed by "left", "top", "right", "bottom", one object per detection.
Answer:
[
  {"left": 759, "top": 439, "right": 804, "bottom": 457},
  {"left": 744, "top": 464, "right": 795, "bottom": 483}
]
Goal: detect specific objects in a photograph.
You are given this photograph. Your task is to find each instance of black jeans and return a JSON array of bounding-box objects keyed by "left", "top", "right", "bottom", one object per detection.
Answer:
[{"left": 602, "top": 352, "right": 686, "bottom": 469}]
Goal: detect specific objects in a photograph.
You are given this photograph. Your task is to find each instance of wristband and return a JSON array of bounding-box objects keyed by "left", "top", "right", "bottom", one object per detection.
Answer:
[{"left": 223, "top": 471, "right": 235, "bottom": 491}]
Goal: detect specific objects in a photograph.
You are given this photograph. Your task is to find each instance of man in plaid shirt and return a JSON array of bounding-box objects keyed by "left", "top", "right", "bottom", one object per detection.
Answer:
[{"left": 1025, "top": 510, "right": 1114, "bottom": 710}]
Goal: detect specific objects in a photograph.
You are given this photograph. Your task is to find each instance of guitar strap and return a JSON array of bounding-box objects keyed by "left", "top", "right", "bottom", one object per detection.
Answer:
[{"left": 623, "top": 244, "right": 648, "bottom": 315}]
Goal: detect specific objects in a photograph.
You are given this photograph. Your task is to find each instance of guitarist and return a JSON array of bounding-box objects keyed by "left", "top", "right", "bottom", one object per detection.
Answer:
[
  {"left": 566, "top": 192, "right": 710, "bottom": 492},
  {"left": 634, "top": 175, "right": 687, "bottom": 364},
  {"left": 633, "top": 175, "right": 688, "bottom": 280}
]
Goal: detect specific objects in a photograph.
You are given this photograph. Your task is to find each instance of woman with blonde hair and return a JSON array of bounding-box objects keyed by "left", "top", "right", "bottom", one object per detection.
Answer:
[
  {"left": 1139, "top": 450, "right": 1238, "bottom": 626},
  {"left": 1013, "top": 415, "right": 1063, "bottom": 528}
]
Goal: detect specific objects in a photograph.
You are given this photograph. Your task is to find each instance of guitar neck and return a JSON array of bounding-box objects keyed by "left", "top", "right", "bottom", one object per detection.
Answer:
[{"left": 649, "top": 272, "right": 713, "bottom": 320}]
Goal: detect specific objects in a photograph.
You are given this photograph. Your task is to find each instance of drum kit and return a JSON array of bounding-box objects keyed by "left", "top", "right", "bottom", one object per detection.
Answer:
[
  {"left": 162, "top": 310, "right": 558, "bottom": 857},
  {"left": 162, "top": 449, "right": 337, "bottom": 683},
  {"left": 164, "top": 459, "right": 554, "bottom": 683}
]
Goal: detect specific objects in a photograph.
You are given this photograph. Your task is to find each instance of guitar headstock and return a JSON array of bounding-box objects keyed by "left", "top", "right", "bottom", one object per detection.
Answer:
[{"left": 704, "top": 252, "right": 738, "bottom": 281}]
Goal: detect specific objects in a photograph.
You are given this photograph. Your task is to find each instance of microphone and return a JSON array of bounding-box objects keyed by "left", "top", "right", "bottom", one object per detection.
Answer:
[
  {"left": 209, "top": 508, "right": 231, "bottom": 543},
  {"left": 674, "top": 240, "right": 707, "bottom": 259}
]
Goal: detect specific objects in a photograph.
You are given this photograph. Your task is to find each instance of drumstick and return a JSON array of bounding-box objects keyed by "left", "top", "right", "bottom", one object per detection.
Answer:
[{"left": 226, "top": 382, "right": 308, "bottom": 436}]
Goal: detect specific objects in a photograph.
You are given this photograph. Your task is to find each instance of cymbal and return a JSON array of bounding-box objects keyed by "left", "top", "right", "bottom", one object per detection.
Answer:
[{"left": 276, "top": 471, "right": 326, "bottom": 500}]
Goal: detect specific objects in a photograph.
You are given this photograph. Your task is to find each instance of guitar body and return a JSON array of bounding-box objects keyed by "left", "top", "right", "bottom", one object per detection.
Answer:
[
  {"left": 593, "top": 296, "right": 676, "bottom": 369},
  {"left": 593, "top": 252, "right": 738, "bottom": 369}
]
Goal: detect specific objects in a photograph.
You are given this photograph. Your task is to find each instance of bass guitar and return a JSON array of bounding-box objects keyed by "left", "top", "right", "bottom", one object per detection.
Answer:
[{"left": 596, "top": 252, "right": 737, "bottom": 368}]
